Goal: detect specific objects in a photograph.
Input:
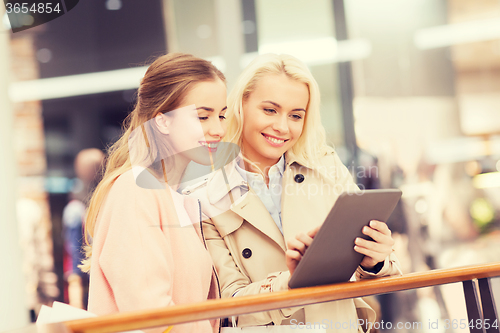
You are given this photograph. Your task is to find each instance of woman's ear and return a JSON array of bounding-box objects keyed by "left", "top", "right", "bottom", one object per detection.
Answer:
[{"left": 155, "top": 112, "right": 171, "bottom": 135}]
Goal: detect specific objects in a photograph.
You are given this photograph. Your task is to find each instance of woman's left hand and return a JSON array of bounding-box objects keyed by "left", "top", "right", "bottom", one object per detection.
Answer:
[{"left": 354, "top": 220, "right": 395, "bottom": 270}]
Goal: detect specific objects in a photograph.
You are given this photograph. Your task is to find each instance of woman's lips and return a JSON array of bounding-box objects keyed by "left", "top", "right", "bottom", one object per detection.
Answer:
[
  {"left": 261, "top": 133, "right": 288, "bottom": 147},
  {"left": 199, "top": 141, "right": 219, "bottom": 152}
]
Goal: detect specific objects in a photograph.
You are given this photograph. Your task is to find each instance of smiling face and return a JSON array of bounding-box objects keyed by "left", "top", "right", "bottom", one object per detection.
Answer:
[
  {"left": 241, "top": 74, "right": 309, "bottom": 170},
  {"left": 162, "top": 78, "right": 227, "bottom": 166}
]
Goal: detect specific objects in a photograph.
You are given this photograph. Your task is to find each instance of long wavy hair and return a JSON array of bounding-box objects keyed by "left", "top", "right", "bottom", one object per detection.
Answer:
[
  {"left": 225, "top": 53, "right": 332, "bottom": 170},
  {"left": 80, "top": 53, "right": 225, "bottom": 272}
]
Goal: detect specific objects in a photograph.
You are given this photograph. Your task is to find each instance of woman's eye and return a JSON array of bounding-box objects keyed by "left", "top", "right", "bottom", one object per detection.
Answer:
[
  {"left": 219, "top": 115, "right": 226, "bottom": 120},
  {"left": 198, "top": 116, "right": 209, "bottom": 121},
  {"left": 263, "top": 108, "right": 276, "bottom": 114},
  {"left": 291, "top": 114, "right": 303, "bottom": 120}
]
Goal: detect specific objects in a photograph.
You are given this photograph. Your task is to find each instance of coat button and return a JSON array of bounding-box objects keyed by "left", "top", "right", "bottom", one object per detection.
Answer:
[
  {"left": 242, "top": 248, "right": 252, "bottom": 259},
  {"left": 294, "top": 174, "right": 305, "bottom": 183}
]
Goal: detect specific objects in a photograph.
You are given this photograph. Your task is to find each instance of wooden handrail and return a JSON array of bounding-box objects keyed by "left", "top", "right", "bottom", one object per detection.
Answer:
[{"left": 63, "top": 262, "right": 500, "bottom": 333}]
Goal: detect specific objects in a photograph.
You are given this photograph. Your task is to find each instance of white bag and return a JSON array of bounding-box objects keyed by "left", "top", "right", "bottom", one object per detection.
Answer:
[
  {"left": 36, "top": 302, "right": 144, "bottom": 333},
  {"left": 221, "top": 325, "right": 326, "bottom": 332}
]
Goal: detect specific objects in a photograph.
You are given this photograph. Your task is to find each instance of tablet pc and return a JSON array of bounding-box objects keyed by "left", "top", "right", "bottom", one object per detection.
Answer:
[{"left": 288, "top": 189, "right": 402, "bottom": 289}]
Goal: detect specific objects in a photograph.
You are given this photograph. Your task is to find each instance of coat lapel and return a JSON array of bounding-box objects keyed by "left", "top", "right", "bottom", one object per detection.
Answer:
[
  {"left": 207, "top": 157, "right": 286, "bottom": 252},
  {"left": 281, "top": 151, "right": 320, "bottom": 240},
  {"left": 281, "top": 167, "right": 308, "bottom": 242},
  {"left": 281, "top": 162, "right": 331, "bottom": 242},
  {"left": 230, "top": 187, "right": 286, "bottom": 252}
]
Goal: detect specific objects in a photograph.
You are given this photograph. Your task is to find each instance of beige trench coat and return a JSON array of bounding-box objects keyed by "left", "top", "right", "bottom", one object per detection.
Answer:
[{"left": 184, "top": 151, "right": 401, "bottom": 332}]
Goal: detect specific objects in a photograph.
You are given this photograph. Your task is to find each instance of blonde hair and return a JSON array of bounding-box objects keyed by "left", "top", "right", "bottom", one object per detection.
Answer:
[
  {"left": 80, "top": 53, "right": 225, "bottom": 272},
  {"left": 225, "top": 53, "right": 332, "bottom": 169}
]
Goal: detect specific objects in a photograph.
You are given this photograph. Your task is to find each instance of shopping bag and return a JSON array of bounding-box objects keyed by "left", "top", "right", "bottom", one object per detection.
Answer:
[
  {"left": 222, "top": 325, "right": 326, "bottom": 332},
  {"left": 36, "top": 302, "right": 144, "bottom": 333}
]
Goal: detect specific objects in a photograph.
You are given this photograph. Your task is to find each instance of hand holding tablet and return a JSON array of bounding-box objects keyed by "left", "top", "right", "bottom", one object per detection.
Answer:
[
  {"left": 287, "top": 189, "right": 402, "bottom": 289},
  {"left": 286, "top": 220, "right": 393, "bottom": 278},
  {"left": 356, "top": 219, "right": 395, "bottom": 270}
]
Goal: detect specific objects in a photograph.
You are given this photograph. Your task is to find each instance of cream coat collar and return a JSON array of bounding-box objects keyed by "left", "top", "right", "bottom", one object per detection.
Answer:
[{"left": 206, "top": 151, "right": 315, "bottom": 205}]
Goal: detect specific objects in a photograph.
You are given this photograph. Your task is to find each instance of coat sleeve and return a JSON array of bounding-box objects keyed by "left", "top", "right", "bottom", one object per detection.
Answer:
[
  {"left": 202, "top": 216, "right": 298, "bottom": 326},
  {"left": 355, "top": 252, "right": 403, "bottom": 280}
]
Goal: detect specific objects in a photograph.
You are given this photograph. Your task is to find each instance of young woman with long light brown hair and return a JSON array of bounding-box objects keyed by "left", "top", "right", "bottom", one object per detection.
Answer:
[{"left": 80, "top": 53, "right": 227, "bottom": 333}]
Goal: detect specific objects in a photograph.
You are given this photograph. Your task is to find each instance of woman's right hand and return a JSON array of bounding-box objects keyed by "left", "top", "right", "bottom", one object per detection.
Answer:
[{"left": 286, "top": 226, "right": 320, "bottom": 276}]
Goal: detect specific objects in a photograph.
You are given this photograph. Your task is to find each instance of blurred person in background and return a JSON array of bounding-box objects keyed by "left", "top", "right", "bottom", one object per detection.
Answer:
[
  {"left": 63, "top": 148, "right": 104, "bottom": 309},
  {"left": 186, "top": 53, "right": 402, "bottom": 332},
  {"left": 80, "top": 53, "right": 227, "bottom": 333}
]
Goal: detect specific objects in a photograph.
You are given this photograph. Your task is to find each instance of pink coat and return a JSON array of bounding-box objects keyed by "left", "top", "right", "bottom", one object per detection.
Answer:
[{"left": 88, "top": 169, "right": 218, "bottom": 332}]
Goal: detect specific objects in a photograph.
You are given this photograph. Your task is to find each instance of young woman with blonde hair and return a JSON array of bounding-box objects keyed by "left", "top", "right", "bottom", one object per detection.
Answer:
[
  {"left": 185, "top": 53, "right": 401, "bottom": 332},
  {"left": 80, "top": 53, "right": 227, "bottom": 333}
]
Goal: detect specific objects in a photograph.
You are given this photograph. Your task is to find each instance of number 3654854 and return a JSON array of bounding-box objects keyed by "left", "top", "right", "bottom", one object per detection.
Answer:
[{"left": 5, "top": 2, "right": 62, "bottom": 14}]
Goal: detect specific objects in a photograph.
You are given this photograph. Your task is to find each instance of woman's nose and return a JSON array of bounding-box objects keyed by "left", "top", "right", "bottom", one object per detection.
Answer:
[
  {"left": 272, "top": 115, "right": 289, "bottom": 134},
  {"left": 208, "top": 118, "right": 225, "bottom": 138}
]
